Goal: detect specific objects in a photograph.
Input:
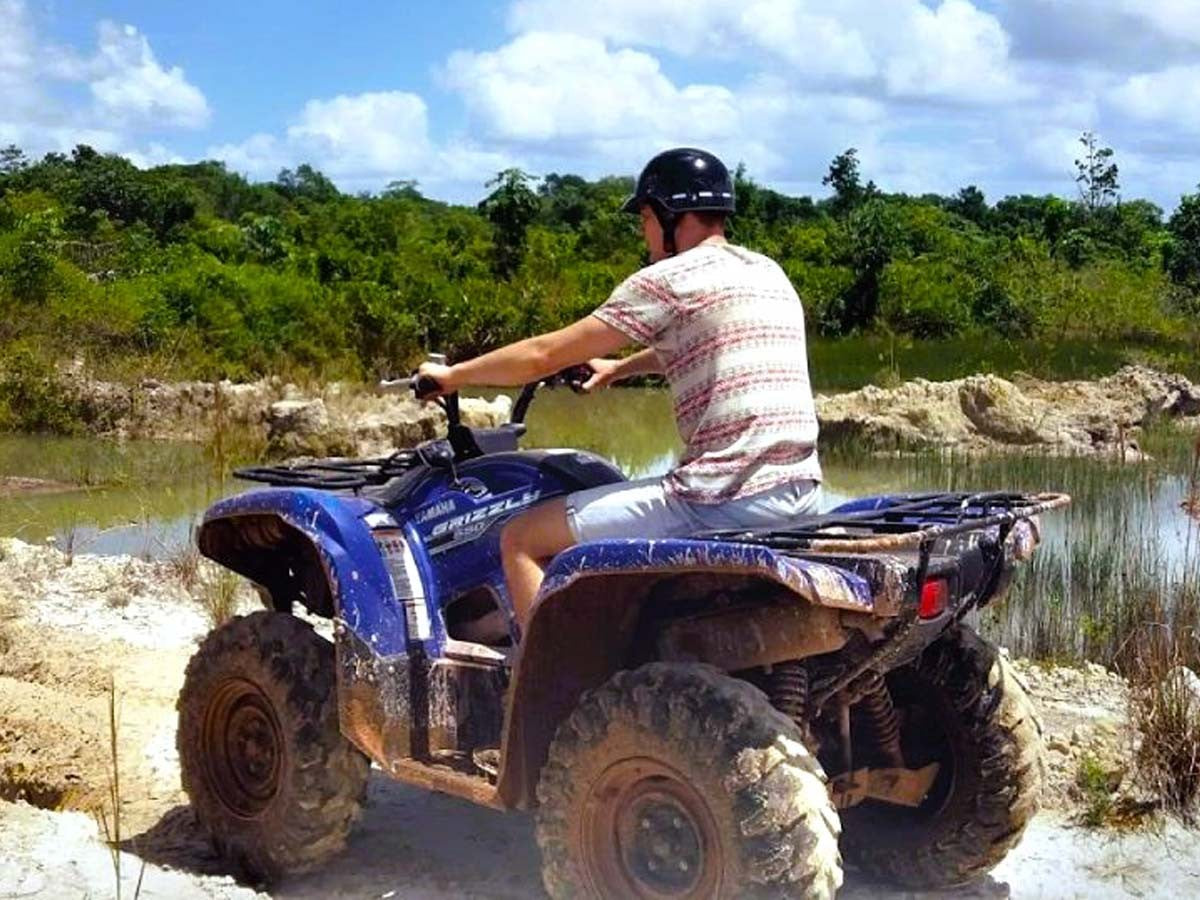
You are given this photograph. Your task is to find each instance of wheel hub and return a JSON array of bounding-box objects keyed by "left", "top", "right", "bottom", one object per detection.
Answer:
[
  {"left": 202, "top": 679, "right": 285, "bottom": 818},
  {"left": 620, "top": 793, "right": 703, "bottom": 893},
  {"left": 579, "top": 758, "right": 721, "bottom": 899}
]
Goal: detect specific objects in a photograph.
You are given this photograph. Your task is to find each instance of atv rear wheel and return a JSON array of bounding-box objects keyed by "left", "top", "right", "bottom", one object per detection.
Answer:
[
  {"left": 177, "top": 611, "right": 369, "bottom": 881},
  {"left": 840, "top": 626, "right": 1043, "bottom": 888},
  {"left": 536, "top": 662, "right": 842, "bottom": 899}
]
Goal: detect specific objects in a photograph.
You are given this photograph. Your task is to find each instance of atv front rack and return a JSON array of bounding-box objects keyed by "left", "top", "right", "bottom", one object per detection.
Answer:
[
  {"left": 701, "top": 491, "right": 1071, "bottom": 554},
  {"left": 233, "top": 450, "right": 422, "bottom": 489}
]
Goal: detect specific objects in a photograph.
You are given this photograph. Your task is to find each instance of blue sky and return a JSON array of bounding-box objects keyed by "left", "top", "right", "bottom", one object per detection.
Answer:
[{"left": 5, "top": 0, "right": 1200, "bottom": 210}]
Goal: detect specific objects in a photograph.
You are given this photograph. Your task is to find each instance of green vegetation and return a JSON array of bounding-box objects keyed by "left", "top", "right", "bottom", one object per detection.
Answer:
[
  {"left": 0, "top": 134, "right": 1197, "bottom": 425},
  {"left": 1075, "top": 752, "right": 1121, "bottom": 828}
]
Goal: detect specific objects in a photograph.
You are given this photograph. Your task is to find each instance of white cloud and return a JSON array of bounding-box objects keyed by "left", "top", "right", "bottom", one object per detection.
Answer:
[
  {"left": 881, "top": 0, "right": 1021, "bottom": 103},
  {"left": 89, "top": 22, "right": 210, "bottom": 129},
  {"left": 210, "top": 90, "right": 514, "bottom": 196},
  {"left": 1110, "top": 65, "right": 1200, "bottom": 129},
  {"left": 443, "top": 33, "right": 741, "bottom": 145},
  {"left": 438, "top": 31, "right": 901, "bottom": 192},
  {"left": 1114, "top": 0, "right": 1200, "bottom": 43},
  {"left": 0, "top": 0, "right": 209, "bottom": 166},
  {"left": 507, "top": 0, "right": 729, "bottom": 56},
  {"left": 287, "top": 92, "right": 432, "bottom": 172},
  {"left": 0, "top": 0, "right": 46, "bottom": 118},
  {"left": 506, "top": 0, "right": 1025, "bottom": 104},
  {"left": 997, "top": 0, "right": 1200, "bottom": 71},
  {"left": 211, "top": 91, "right": 432, "bottom": 182},
  {"left": 737, "top": 3, "right": 876, "bottom": 81}
]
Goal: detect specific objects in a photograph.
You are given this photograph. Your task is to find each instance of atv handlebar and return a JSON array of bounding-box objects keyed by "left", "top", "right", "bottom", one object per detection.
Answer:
[
  {"left": 377, "top": 362, "right": 594, "bottom": 427},
  {"left": 378, "top": 374, "right": 442, "bottom": 400}
]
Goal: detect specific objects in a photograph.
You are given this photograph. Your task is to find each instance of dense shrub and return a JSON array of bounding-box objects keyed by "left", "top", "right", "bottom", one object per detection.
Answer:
[{"left": 0, "top": 143, "right": 1194, "bottom": 391}]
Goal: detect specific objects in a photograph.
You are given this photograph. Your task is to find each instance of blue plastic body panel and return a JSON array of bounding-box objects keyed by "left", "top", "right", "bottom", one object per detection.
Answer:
[
  {"left": 202, "top": 449, "right": 627, "bottom": 658},
  {"left": 536, "top": 538, "right": 876, "bottom": 612},
  {"left": 201, "top": 468, "right": 915, "bottom": 659}
]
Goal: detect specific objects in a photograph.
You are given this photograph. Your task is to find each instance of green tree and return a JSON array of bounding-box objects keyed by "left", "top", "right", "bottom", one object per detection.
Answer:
[
  {"left": 2, "top": 211, "right": 60, "bottom": 303},
  {"left": 275, "top": 164, "right": 340, "bottom": 203},
  {"left": 538, "top": 173, "right": 592, "bottom": 230},
  {"left": 1074, "top": 131, "right": 1120, "bottom": 214},
  {"left": 383, "top": 179, "right": 423, "bottom": 200},
  {"left": 836, "top": 199, "right": 898, "bottom": 332},
  {"left": 479, "top": 168, "right": 540, "bottom": 279},
  {"left": 822, "top": 148, "right": 875, "bottom": 218},
  {"left": 1164, "top": 187, "right": 1200, "bottom": 294},
  {"left": 947, "top": 185, "right": 988, "bottom": 226},
  {"left": 0, "top": 145, "right": 28, "bottom": 176}
]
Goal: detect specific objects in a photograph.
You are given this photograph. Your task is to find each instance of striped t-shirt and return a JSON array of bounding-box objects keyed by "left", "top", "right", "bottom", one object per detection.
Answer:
[{"left": 593, "top": 241, "right": 821, "bottom": 504}]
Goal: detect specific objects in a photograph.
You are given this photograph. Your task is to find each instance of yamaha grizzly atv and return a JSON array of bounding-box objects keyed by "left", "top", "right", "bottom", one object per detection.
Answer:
[{"left": 178, "top": 365, "right": 1068, "bottom": 898}]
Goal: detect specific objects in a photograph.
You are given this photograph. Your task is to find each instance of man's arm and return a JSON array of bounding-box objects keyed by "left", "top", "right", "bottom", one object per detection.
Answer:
[
  {"left": 582, "top": 348, "right": 663, "bottom": 391},
  {"left": 418, "top": 315, "right": 633, "bottom": 393}
]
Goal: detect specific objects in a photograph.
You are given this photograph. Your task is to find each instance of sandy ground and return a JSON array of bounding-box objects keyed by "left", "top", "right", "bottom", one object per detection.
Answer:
[{"left": 2, "top": 536, "right": 1198, "bottom": 899}]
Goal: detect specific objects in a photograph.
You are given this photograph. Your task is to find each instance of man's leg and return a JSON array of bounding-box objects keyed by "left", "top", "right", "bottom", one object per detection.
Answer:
[{"left": 500, "top": 497, "right": 575, "bottom": 630}]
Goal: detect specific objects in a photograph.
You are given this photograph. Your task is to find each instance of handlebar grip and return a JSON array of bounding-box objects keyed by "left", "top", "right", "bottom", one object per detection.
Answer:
[
  {"left": 377, "top": 378, "right": 411, "bottom": 394},
  {"left": 562, "top": 363, "right": 593, "bottom": 394},
  {"left": 413, "top": 374, "right": 442, "bottom": 400}
]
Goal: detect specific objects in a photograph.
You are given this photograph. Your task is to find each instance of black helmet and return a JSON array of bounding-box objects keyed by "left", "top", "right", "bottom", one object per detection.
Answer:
[
  {"left": 622, "top": 148, "right": 734, "bottom": 255},
  {"left": 622, "top": 147, "right": 736, "bottom": 216}
]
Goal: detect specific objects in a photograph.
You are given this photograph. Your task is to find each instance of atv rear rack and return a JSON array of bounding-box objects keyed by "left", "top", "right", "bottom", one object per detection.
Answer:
[
  {"left": 701, "top": 491, "right": 1071, "bottom": 554},
  {"left": 233, "top": 451, "right": 422, "bottom": 489}
]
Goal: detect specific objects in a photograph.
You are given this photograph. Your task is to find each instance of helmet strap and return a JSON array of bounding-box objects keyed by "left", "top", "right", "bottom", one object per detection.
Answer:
[{"left": 652, "top": 205, "right": 678, "bottom": 256}]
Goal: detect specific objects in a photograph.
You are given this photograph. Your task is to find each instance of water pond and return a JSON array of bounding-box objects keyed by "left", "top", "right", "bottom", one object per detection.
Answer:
[{"left": 1, "top": 386, "right": 1196, "bottom": 665}]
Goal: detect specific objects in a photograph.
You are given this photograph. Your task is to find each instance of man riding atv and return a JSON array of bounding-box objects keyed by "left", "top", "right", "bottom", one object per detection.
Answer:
[
  {"left": 418, "top": 147, "right": 822, "bottom": 633},
  {"left": 182, "top": 149, "right": 1061, "bottom": 898}
]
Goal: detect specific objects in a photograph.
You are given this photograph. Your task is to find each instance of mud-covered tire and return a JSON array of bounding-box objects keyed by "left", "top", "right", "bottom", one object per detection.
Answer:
[
  {"left": 177, "top": 611, "right": 369, "bottom": 881},
  {"left": 841, "top": 626, "right": 1043, "bottom": 888},
  {"left": 535, "top": 662, "right": 842, "bottom": 899}
]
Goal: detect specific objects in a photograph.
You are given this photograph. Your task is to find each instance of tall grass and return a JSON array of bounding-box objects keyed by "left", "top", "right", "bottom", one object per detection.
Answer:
[
  {"left": 975, "top": 430, "right": 1200, "bottom": 672},
  {"left": 198, "top": 568, "right": 242, "bottom": 628},
  {"left": 827, "top": 427, "right": 1200, "bottom": 814},
  {"left": 93, "top": 677, "right": 146, "bottom": 900}
]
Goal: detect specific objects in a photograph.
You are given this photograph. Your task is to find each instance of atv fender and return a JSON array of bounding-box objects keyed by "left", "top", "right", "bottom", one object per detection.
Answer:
[
  {"left": 197, "top": 489, "right": 410, "bottom": 656},
  {"left": 496, "top": 537, "right": 894, "bottom": 809}
]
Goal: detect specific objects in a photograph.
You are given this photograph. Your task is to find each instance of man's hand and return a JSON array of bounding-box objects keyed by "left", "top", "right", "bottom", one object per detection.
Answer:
[
  {"left": 580, "top": 357, "right": 621, "bottom": 392},
  {"left": 415, "top": 361, "right": 458, "bottom": 399}
]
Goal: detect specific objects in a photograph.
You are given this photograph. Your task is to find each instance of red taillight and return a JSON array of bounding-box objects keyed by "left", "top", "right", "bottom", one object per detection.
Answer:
[{"left": 919, "top": 578, "right": 950, "bottom": 619}]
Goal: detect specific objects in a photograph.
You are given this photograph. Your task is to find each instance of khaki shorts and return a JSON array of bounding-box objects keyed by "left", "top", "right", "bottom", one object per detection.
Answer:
[{"left": 565, "top": 476, "right": 822, "bottom": 544}]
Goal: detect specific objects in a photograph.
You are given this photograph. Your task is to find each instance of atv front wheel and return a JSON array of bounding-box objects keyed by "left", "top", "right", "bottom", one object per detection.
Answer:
[
  {"left": 177, "top": 611, "right": 369, "bottom": 881},
  {"left": 536, "top": 662, "right": 842, "bottom": 899},
  {"left": 840, "top": 626, "right": 1043, "bottom": 888}
]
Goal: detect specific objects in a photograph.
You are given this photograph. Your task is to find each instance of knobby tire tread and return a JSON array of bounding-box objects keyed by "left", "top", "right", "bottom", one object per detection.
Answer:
[
  {"left": 841, "top": 625, "right": 1044, "bottom": 888},
  {"left": 177, "top": 611, "right": 369, "bottom": 882},
  {"left": 535, "top": 662, "right": 843, "bottom": 899}
]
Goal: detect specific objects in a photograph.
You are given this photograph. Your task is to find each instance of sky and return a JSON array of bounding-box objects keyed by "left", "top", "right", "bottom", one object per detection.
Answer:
[{"left": 3, "top": 0, "right": 1200, "bottom": 210}]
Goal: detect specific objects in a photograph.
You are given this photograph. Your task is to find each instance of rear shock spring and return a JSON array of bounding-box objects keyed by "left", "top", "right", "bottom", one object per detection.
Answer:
[
  {"left": 768, "top": 661, "right": 809, "bottom": 729},
  {"left": 859, "top": 674, "right": 905, "bottom": 768}
]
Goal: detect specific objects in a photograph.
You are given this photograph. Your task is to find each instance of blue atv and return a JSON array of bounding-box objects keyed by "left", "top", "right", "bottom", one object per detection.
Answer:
[{"left": 178, "top": 365, "right": 1068, "bottom": 898}]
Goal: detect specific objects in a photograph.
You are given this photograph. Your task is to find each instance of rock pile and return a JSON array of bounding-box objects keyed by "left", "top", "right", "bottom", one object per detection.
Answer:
[
  {"left": 66, "top": 374, "right": 512, "bottom": 457},
  {"left": 1011, "top": 657, "right": 1132, "bottom": 809},
  {"left": 817, "top": 365, "right": 1200, "bottom": 457}
]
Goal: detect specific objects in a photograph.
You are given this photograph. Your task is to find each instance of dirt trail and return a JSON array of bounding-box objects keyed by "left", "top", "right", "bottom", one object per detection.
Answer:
[{"left": 1, "top": 537, "right": 1198, "bottom": 899}]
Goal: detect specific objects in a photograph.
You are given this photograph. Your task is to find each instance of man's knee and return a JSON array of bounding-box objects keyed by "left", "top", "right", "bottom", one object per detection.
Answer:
[
  {"left": 499, "top": 515, "right": 528, "bottom": 558},
  {"left": 501, "top": 499, "right": 574, "bottom": 562}
]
